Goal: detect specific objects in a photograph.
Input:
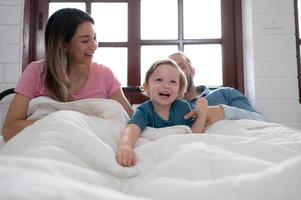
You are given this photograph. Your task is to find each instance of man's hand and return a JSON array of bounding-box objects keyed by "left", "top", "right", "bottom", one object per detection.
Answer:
[{"left": 206, "top": 106, "right": 224, "bottom": 126}]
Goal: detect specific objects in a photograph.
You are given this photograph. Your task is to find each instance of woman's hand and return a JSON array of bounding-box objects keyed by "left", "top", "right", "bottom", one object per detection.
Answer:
[
  {"left": 109, "top": 88, "right": 134, "bottom": 117},
  {"left": 2, "top": 93, "right": 35, "bottom": 142},
  {"left": 116, "top": 143, "right": 136, "bottom": 167}
]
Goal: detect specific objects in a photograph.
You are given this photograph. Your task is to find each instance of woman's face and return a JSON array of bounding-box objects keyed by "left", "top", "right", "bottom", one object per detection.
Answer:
[
  {"left": 144, "top": 64, "right": 181, "bottom": 107},
  {"left": 65, "top": 21, "right": 97, "bottom": 67}
]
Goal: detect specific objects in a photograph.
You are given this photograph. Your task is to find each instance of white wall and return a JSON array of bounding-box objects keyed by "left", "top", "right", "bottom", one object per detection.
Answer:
[
  {"left": 0, "top": 0, "right": 24, "bottom": 125},
  {"left": 0, "top": 0, "right": 23, "bottom": 91},
  {"left": 242, "top": 0, "right": 301, "bottom": 129},
  {"left": 0, "top": 0, "right": 300, "bottom": 129}
]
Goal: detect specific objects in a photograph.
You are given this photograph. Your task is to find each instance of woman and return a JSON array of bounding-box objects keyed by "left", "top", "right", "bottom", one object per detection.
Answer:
[{"left": 2, "top": 8, "right": 133, "bottom": 142}]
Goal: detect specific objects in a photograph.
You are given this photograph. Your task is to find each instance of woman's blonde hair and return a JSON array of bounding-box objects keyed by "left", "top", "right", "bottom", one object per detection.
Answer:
[
  {"left": 43, "top": 8, "right": 94, "bottom": 102},
  {"left": 143, "top": 59, "right": 187, "bottom": 97}
]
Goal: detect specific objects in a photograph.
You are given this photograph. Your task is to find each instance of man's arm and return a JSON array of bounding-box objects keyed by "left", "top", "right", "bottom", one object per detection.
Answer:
[
  {"left": 186, "top": 87, "right": 267, "bottom": 126},
  {"left": 206, "top": 87, "right": 267, "bottom": 122},
  {"left": 205, "top": 104, "right": 267, "bottom": 127},
  {"left": 220, "top": 104, "right": 267, "bottom": 121}
]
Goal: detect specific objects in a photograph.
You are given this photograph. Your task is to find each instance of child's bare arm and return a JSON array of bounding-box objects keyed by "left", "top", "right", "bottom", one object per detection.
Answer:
[
  {"left": 191, "top": 97, "right": 208, "bottom": 133},
  {"left": 116, "top": 124, "right": 140, "bottom": 167}
]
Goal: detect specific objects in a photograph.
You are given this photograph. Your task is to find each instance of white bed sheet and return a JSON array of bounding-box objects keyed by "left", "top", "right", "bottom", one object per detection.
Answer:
[{"left": 0, "top": 97, "right": 300, "bottom": 200}]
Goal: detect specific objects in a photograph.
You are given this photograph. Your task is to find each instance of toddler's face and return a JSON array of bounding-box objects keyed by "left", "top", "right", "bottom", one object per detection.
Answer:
[{"left": 144, "top": 64, "right": 181, "bottom": 107}]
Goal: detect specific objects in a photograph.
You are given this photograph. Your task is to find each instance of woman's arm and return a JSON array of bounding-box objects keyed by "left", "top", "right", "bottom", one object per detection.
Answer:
[
  {"left": 116, "top": 124, "right": 140, "bottom": 167},
  {"left": 109, "top": 88, "right": 134, "bottom": 117},
  {"left": 2, "top": 94, "right": 37, "bottom": 142}
]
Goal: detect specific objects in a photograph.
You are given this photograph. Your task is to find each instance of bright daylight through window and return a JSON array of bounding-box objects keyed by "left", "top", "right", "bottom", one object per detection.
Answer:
[{"left": 49, "top": 0, "right": 222, "bottom": 88}]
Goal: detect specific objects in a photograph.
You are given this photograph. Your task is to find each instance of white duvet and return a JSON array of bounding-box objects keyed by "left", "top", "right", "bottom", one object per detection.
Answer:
[{"left": 0, "top": 97, "right": 300, "bottom": 200}]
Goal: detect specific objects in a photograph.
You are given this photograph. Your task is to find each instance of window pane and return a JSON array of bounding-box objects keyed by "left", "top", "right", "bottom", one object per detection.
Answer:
[
  {"left": 49, "top": 3, "right": 86, "bottom": 17},
  {"left": 141, "top": 0, "right": 178, "bottom": 39},
  {"left": 184, "top": 0, "right": 221, "bottom": 39},
  {"left": 141, "top": 45, "right": 178, "bottom": 84},
  {"left": 184, "top": 44, "right": 222, "bottom": 87},
  {"left": 91, "top": 3, "right": 127, "bottom": 42},
  {"left": 93, "top": 47, "right": 127, "bottom": 86}
]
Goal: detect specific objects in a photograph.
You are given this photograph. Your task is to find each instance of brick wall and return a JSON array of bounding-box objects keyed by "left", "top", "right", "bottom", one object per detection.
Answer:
[
  {"left": 242, "top": 0, "right": 301, "bottom": 129},
  {"left": 0, "top": 0, "right": 24, "bottom": 128}
]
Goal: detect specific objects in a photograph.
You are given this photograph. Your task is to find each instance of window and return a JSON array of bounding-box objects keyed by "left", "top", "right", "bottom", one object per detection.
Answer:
[
  {"left": 23, "top": 0, "right": 243, "bottom": 103},
  {"left": 294, "top": 0, "right": 301, "bottom": 103}
]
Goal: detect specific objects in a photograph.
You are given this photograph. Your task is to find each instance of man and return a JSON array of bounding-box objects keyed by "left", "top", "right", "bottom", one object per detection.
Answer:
[{"left": 168, "top": 52, "right": 267, "bottom": 126}]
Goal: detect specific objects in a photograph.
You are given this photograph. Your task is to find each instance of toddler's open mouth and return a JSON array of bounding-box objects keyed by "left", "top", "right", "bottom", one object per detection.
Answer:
[{"left": 159, "top": 92, "right": 170, "bottom": 97}]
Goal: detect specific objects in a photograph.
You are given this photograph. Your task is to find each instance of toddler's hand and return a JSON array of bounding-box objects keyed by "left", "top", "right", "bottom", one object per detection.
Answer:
[
  {"left": 184, "top": 97, "right": 208, "bottom": 120},
  {"left": 195, "top": 97, "right": 208, "bottom": 115},
  {"left": 116, "top": 144, "right": 136, "bottom": 167}
]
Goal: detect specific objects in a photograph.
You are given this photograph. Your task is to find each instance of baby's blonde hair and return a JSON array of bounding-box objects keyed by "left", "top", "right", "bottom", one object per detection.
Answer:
[{"left": 143, "top": 59, "right": 187, "bottom": 97}]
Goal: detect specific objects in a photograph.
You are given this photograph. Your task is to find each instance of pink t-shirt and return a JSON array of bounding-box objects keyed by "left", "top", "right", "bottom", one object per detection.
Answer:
[{"left": 15, "top": 60, "right": 121, "bottom": 100}]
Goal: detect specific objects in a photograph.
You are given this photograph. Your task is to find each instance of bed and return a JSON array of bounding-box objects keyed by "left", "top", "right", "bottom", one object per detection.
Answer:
[{"left": 0, "top": 96, "right": 300, "bottom": 200}]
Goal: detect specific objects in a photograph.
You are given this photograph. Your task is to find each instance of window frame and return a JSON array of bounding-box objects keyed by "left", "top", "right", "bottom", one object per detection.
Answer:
[
  {"left": 294, "top": 0, "right": 301, "bottom": 103},
  {"left": 23, "top": 0, "right": 244, "bottom": 103}
]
